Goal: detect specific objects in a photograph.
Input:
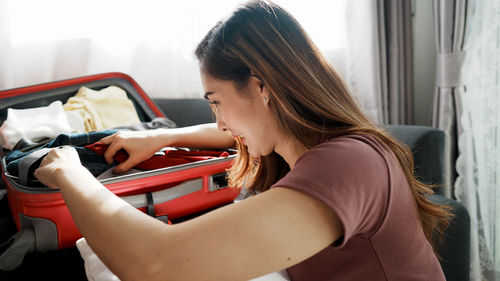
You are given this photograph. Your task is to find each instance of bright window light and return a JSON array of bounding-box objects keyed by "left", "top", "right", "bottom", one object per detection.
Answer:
[{"left": 7, "top": 0, "right": 346, "bottom": 53}]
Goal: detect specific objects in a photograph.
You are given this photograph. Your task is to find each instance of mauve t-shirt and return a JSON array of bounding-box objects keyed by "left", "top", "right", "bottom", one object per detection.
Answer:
[{"left": 271, "top": 134, "right": 445, "bottom": 281}]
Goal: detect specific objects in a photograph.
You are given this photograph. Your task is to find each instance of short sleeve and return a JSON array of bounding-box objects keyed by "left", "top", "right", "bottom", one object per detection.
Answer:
[{"left": 271, "top": 136, "right": 390, "bottom": 248}]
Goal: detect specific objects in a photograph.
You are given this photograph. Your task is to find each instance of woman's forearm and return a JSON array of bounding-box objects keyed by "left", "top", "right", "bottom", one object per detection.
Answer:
[
  {"left": 154, "top": 123, "right": 235, "bottom": 149},
  {"left": 56, "top": 167, "right": 173, "bottom": 280}
]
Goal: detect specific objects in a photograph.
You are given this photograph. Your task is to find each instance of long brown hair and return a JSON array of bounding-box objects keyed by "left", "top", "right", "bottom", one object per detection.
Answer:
[{"left": 195, "top": 0, "right": 451, "bottom": 251}]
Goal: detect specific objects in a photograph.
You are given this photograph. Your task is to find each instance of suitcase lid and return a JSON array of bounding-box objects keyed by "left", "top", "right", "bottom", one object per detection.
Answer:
[{"left": 0, "top": 72, "right": 166, "bottom": 123}]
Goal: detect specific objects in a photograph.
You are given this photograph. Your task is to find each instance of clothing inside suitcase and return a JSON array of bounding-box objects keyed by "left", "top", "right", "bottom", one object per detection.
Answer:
[
  {"left": 0, "top": 75, "right": 238, "bottom": 211},
  {"left": 0, "top": 78, "right": 157, "bottom": 130},
  {"left": 0, "top": 75, "right": 227, "bottom": 187}
]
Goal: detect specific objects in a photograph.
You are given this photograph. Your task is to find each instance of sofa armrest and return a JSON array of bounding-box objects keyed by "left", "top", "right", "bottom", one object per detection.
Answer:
[
  {"left": 385, "top": 125, "right": 446, "bottom": 195},
  {"left": 429, "top": 194, "right": 470, "bottom": 281}
]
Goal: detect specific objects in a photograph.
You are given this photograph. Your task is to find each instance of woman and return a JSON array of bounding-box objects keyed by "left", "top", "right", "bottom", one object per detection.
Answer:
[{"left": 34, "top": 1, "right": 451, "bottom": 280}]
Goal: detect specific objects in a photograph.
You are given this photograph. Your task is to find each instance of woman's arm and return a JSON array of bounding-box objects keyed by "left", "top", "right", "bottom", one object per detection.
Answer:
[
  {"left": 100, "top": 123, "right": 235, "bottom": 173},
  {"left": 147, "top": 123, "right": 235, "bottom": 149},
  {"left": 34, "top": 147, "right": 342, "bottom": 281}
]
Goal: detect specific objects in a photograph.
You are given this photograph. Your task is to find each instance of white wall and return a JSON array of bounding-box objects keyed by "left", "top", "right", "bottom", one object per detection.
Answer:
[{"left": 412, "top": 0, "right": 437, "bottom": 126}]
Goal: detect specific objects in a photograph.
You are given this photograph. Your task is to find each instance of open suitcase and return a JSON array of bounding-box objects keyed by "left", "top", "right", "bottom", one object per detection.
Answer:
[{"left": 0, "top": 72, "right": 239, "bottom": 270}]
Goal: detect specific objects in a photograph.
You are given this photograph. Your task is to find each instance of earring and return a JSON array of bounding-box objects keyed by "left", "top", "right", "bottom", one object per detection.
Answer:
[{"left": 263, "top": 97, "right": 268, "bottom": 102}]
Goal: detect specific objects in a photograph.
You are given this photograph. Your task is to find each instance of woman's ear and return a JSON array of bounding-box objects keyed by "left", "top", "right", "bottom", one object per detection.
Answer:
[
  {"left": 249, "top": 71, "right": 268, "bottom": 101},
  {"left": 258, "top": 81, "right": 269, "bottom": 104}
]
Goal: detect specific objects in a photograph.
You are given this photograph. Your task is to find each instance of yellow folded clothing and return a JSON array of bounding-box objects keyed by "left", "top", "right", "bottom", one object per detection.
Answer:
[{"left": 63, "top": 86, "right": 141, "bottom": 132}]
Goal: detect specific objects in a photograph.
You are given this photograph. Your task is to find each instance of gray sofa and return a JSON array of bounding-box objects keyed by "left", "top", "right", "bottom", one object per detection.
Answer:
[{"left": 154, "top": 98, "right": 471, "bottom": 281}]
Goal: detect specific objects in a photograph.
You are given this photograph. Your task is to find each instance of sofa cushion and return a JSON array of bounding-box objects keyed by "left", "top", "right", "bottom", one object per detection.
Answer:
[{"left": 153, "top": 98, "right": 213, "bottom": 128}]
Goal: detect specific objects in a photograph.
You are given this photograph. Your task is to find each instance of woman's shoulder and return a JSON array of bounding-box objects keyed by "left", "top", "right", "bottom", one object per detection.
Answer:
[
  {"left": 325, "top": 133, "right": 386, "bottom": 148},
  {"left": 286, "top": 134, "right": 392, "bottom": 189},
  {"left": 301, "top": 133, "right": 391, "bottom": 164}
]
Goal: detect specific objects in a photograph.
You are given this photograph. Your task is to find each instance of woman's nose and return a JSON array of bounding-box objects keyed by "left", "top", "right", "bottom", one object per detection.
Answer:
[
  {"left": 215, "top": 112, "right": 227, "bottom": 132},
  {"left": 217, "top": 118, "right": 228, "bottom": 132}
]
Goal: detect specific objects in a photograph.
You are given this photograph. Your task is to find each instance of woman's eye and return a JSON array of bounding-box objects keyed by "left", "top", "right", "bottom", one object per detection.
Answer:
[{"left": 208, "top": 101, "right": 219, "bottom": 112}]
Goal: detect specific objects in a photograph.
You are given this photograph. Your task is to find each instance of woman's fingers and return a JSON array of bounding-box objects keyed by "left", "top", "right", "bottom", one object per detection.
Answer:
[
  {"left": 98, "top": 134, "right": 114, "bottom": 145},
  {"left": 103, "top": 138, "right": 124, "bottom": 164},
  {"left": 34, "top": 146, "right": 81, "bottom": 189},
  {"left": 113, "top": 160, "right": 135, "bottom": 174},
  {"left": 99, "top": 131, "right": 157, "bottom": 173},
  {"left": 98, "top": 133, "right": 121, "bottom": 164}
]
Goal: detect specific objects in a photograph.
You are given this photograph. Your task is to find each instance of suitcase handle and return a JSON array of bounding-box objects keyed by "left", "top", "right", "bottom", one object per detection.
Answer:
[
  {"left": 119, "top": 177, "right": 204, "bottom": 209},
  {"left": 17, "top": 148, "right": 51, "bottom": 186},
  {"left": 118, "top": 173, "right": 233, "bottom": 221}
]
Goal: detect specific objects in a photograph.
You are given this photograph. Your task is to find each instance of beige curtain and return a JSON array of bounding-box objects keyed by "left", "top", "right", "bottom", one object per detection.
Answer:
[{"left": 431, "top": 0, "right": 467, "bottom": 198}]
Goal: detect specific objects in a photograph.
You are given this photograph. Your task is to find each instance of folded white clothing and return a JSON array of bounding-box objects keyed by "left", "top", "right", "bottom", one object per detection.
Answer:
[
  {"left": 76, "top": 237, "right": 291, "bottom": 281},
  {"left": 76, "top": 238, "right": 121, "bottom": 281},
  {"left": 249, "top": 271, "right": 291, "bottom": 281},
  {"left": 64, "top": 110, "right": 86, "bottom": 133},
  {"left": 0, "top": 101, "right": 72, "bottom": 150}
]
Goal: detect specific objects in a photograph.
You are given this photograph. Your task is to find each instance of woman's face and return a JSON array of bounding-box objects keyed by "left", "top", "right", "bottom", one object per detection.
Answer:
[{"left": 201, "top": 73, "right": 282, "bottom": 158}]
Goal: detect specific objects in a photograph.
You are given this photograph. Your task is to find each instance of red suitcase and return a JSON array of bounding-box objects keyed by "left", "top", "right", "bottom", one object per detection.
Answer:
[{"left": 0, "top": 73, "right": 239, "bottom": 270}]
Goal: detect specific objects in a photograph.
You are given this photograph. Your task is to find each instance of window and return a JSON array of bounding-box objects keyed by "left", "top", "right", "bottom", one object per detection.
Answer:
[{"left": 1, "top": 0, "right": 348, "bottom": 98}]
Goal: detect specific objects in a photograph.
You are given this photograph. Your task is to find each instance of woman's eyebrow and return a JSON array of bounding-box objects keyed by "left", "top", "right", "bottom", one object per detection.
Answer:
[{"left": 204, "top": 91, "right": 214, "bottom": 100}]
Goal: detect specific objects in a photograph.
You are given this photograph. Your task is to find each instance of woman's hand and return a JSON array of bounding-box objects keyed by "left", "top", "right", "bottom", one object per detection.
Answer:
[
  {"left": 34, "top": 146, "right": 84, "bottom": 189},
  {"left": 98, "top": 131, "right": 165, "bottom": 173}
]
